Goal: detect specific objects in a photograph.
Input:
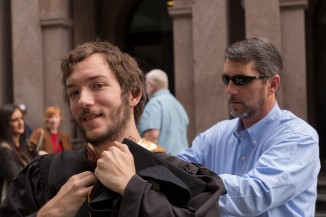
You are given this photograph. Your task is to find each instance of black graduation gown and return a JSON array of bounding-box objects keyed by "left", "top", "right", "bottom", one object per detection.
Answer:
[{"left": 0, "top": 139, "right": 226, "bottom": 217}]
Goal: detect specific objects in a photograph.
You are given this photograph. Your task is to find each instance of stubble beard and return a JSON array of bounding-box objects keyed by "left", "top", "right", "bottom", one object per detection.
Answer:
[
  {"left": 229, "top": 88, "right": 266, "bottom": 120},
  {"left": 77, "top": 96, "right": 131, "bottom": 147}
]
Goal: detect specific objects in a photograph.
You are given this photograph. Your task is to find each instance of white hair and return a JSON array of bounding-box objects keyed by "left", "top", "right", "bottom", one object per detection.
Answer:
[{"left": 146, "top": 69, "right": 169, "bottom": 89}]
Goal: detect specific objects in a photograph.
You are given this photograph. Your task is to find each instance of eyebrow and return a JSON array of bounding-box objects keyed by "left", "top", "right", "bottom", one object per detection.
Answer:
[{"left": 65, "top": 75, "right": 108, "bottom": 89}]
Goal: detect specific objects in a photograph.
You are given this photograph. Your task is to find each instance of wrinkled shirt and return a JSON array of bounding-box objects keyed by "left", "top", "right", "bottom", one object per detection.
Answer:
[{"left": 178, "top": 104, "right": 320, "bottom": 217}]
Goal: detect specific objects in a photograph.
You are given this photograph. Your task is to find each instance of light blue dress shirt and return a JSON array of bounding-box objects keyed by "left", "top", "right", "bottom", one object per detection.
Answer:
[
  {"left": 138, "top": 89, "right": 189, "bottom": 155},
  {"left": 178, "top": 104, "right": 320, "bottom": 216}
]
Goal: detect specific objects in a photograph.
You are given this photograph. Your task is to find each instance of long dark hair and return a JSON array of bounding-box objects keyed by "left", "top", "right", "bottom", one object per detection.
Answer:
[{"left": 0, "top": 104, "right": 36, "bottom": 164}]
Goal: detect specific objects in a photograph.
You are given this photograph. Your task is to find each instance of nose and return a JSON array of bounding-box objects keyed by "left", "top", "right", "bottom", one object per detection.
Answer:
[
  {"left": 78, "top": 88, "right": 94, "bottom": 108},
  {"left": 226, "top": 81, "right": 239, "bottom": 96},
  {"left": 18, "top": 118, "right": 24, "bottom": 125}
]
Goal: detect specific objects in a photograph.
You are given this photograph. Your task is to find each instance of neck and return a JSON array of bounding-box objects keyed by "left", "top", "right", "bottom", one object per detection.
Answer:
[
  {"left": 12, "top": 134, "right": 20, "bottom": 147},
  {"left": 49, "top": 128, "right": 58, "bottom": 134},
  {"left": 90, "top": 120, "right": 141, "bottom": 155},
  {"left": 242, "top": 100, "right": 276, "bottom": 129}
]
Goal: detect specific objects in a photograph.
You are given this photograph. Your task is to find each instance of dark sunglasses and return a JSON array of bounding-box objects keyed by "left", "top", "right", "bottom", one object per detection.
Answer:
[{"left": 221, "top": 73, "right": 271, "bottom": 86}]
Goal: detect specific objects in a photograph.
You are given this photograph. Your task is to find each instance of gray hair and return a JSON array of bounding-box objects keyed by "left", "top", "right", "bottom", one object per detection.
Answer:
[
  {"left": 225, "top": 37, "right": 283, "bottom": 77},
  {"left": 146, "top": 69, "right": 169, "bottom": 89}
]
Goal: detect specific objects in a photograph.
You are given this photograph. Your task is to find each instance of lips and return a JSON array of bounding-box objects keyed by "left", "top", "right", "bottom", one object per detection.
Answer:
[
  {"left": 82, "top": 113, "right": 103, "bottom": 121},
  {"left": 229, "top": 96, "right": 241, "bottom": 104}
]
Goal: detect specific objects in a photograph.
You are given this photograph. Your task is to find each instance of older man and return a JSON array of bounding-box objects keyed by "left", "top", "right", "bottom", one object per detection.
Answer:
[{"left": 138, "top": 69, "right": 189, "bottom": 155}]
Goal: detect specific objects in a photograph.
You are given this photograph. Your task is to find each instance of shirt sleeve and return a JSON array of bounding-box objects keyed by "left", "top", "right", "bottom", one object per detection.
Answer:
[
  {"left": 219, "top": 131, "right": 320, "bottom": 216},
  {"left": 138, "top": 100, "right": 162, "bottom": 136},
  {"left": 0, "top": 155, "right": 52, "bottom": 217}
]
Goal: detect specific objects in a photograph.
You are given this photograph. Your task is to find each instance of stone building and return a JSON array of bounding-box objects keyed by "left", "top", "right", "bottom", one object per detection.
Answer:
[{"left": 0, "top": 0, "right": 325, "bottom": 162}]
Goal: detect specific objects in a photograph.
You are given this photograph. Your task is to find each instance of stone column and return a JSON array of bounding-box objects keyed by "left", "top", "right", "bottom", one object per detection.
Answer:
[
  {"left": 0, "top": 0, "right": 12, "bottom": 105},
  {"left": 39, "top": 0, "right": 73, "bottom": 134},
  {"left": 11, "top": 0, "right": 44, "bottom": 129},
  {"left": 169, "top": 0, "right": 228, "bottom": 143},
  {"left": 244, "top": 0, "right": 282, "bottom": 48},
  {"left": 280, "top": 0, "right": 308, "bottom": 120},
  {"left": 192, "top": 0, "right": 228, "bottom": 134},
  {"left": 169, "top": 0, "right": 195, "bottom": 143}
]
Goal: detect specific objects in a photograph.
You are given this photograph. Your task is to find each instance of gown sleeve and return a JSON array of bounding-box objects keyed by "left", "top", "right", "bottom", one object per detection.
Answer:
[
  {"left": 0, "top": 154, "right": 54, "bottom": 217},
  {"left": 0, "top": 146, "right": 22, "bottom": 182}
]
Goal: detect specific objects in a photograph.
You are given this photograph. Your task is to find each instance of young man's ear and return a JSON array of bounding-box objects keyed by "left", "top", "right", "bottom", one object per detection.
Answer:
[{"left": 130, "top": 89, "right": 142, "bottom": 108}]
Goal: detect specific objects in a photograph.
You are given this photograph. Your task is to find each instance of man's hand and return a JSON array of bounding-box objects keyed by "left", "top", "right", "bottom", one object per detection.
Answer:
[
  {"left": 95, "top": 141, "right": 136, "bottom": 195},
  {"left": 143, "top": 129, "right": 160, "bottom": 144},
  {"left": 37, "top": 171, "right": 97, "bottom": 217}
]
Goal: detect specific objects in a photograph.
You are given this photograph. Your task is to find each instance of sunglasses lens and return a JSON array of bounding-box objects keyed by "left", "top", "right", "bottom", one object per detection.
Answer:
[
  {"left": 222, "top": 74, "right": 231, "bottom": 85},
  {"left": 233, "top": 75, "right": 251, "bottom": 86}
]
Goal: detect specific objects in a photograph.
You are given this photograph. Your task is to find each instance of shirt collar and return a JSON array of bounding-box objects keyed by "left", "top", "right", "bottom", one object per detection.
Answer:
[
  {"left": 150, "top": 89, "right": 170, "bottom": 99},
  {"left": 86, "top": 138, "right": 165, "bottom": 164},
  {"left": 234, "top": 103, "right": 282, "bottom": 145}
]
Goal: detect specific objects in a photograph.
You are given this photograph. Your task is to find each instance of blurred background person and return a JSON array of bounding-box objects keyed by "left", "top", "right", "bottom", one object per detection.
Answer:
[
  {"left": 138, "top": 69, "right": 189, "bottom": 155},
  {"left": 0, "top": 104, "right": 38, "bottom": 202},
  {"left": 29, "top": 105, "right": 72, "bottom": 154},
  {"left": 17, "top": 103, "right": 33, "bottom": 140}
]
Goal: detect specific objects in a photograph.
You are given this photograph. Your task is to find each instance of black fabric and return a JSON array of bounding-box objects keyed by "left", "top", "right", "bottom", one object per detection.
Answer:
[
  {"left": 88, "top": 138, "right": 207, "bottom": 215},
  {"left": 0, "top": 140, "right": 225, "bottom": 217},
  {"left": 124, "top": 138, "right": 207, "bottom": 199}
]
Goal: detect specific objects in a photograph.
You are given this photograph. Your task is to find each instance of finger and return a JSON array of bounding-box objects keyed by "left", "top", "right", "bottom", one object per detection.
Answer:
[
  {"left": 113, "top": 141, "right": 130, "bottom": 153},
  {"left": 76, "top": 171, "right": 95, "bottom": 179},
  {"left": 81, "top": 173, "right": 97, "bottom": 187},
  {"left": 70, "top": 171, "right": 97, "bottom": 187}
]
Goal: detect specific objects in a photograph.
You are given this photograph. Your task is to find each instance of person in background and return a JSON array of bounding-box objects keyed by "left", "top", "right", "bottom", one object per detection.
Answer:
[
  {"left": 29, "top": 105, "right": 72, "bottom": 154},
  {"left": 177, "top": 37, "right": 320, "bottom": 216},
  {"left": 138, "top": 69, "right": 189, "bottom": 155},
  {"left": 0, "top": 104, "right": 38, "bottom": 202},
  {"left": 17, "top": 103, "right": 33, "bottom": 140},
  {"left": 0, "top": 41, "right": 225, "bottom": 217}
]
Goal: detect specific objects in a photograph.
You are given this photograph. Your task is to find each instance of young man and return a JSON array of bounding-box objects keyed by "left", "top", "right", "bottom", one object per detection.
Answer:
[
  {"left": 0, "top": 41, "right": 225, "bottom": 217},
  {"left": 138, "top": 69, "right": 189, "bottom": 155},
  {"left": 178, "top": 37, "right": 320, "bottom": 216}
]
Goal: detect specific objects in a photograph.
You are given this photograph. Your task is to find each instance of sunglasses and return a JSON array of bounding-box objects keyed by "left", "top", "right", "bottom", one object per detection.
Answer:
[{"left": 221, "top": 73, "right": 271, "bottom": 86}]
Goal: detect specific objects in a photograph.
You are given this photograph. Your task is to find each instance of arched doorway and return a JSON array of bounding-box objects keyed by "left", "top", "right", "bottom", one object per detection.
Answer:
[
  {"left": 315, "top": 0, "right": 326, "bottom": 162},
  {"left": 126, "top": 0, "right": 175, "bottom": 93},
  {"left": 307, "top": 0, "right": 326, "bottom": 166}
]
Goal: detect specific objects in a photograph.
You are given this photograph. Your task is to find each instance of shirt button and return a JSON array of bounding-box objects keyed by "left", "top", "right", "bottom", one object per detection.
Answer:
[
  {"left": 241, "top": 156, "right": 246, "bottom": 160},
  {"left": 253, "top": 140, "right": 257, "bottom": 144}
]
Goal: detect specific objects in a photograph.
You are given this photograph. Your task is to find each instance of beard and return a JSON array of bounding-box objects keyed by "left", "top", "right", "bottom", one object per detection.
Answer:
[
  {"left": 229, "top": 88, "right": 266, "bottom": 119},
  {"left": 76, "top": 95, "right": 131, "bottom": 147}
]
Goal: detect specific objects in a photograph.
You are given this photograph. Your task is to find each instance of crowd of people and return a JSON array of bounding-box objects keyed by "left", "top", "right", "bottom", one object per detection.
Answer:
[
  {"left": 0, "top": 104, "right": 72, "bottom": 201},
  {"left": 0, "top": 37, "right": 321, "bottom": 217}
]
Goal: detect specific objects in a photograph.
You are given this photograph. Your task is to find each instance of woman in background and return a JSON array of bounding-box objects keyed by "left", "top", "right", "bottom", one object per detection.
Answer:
[
  {"left": 0, "top": 104, "right": 37, "bottom": 202},
  {"left": 29, "top": 105, "right": 72, "bottom": 154}
]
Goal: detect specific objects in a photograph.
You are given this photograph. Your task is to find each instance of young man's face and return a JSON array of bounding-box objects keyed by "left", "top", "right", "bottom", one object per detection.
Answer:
[
  {"left": 223, "top": 59, "right": 270, "bottom": 120},
  {"left": 65, "top": 53, "right": 131, "bottom": 146}
]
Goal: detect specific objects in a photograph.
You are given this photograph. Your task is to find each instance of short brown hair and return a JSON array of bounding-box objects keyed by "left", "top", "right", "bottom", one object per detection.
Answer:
[
  {"left": 60, "top": 41, "right": 146, "bottom": 123},
  {"left": 225, "top": 37, "right": 283, "bottom": 77}
]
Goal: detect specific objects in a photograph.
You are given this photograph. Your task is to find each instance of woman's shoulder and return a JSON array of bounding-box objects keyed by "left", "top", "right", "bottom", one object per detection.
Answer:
[{"left": 0, "top": 141, "right": 12, "bottom": 150}]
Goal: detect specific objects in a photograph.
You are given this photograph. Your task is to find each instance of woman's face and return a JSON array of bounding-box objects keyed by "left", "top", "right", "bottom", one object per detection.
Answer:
[
  {"left": 10, "top": 109, "right": 25, "bottom": 136},
  {"left": 46, "top": 113, "right": 61, "bottom": 130}
]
